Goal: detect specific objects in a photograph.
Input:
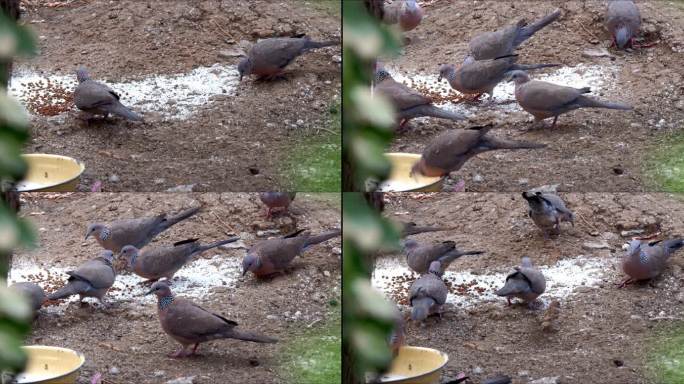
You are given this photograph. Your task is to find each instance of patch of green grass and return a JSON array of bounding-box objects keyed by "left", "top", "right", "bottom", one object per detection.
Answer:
[
  {"left": 279, "top": 310, "right": 341, "bottom": 384},
  {"left": 281, "top": 100, "right": 341, "bottom": 191},
  {"left": 300, "top": 0, "right": 341, "bottom": 16},
  {"left": 648, "top": 325, "right": 684, "bottom": 383},
  {"left": 302, "top": 192, "right": 341, "bottom": 209},
  {"left": 645, "top": 131, "right": 684, "bottom": 193}
]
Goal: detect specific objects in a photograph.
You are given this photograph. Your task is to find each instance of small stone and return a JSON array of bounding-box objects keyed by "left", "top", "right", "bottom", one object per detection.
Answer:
[
  {"left": 266, "top": 314, "right": 278, "bottom": 320},
  {"left": 217, "top": 49, "right": 245, "bottom": 59},
  {"left": 677, "top": 292, "right": 684, "bottom": 304},
  {"left": 109, "top": 367, "right": 120, "bottom": 375},
  {"left": 294, "top": 311, "right": 301, "bottom": 318},
  {"left": 529, "top": 377, "right": 559, "bottom": 384},
  {"left": 332, "top": 55, "right": 341, "bottom": 63},
  {"left": 153, "top": 178, "right": 165, "bottom": 184},
  {"left": 620, "top": 229, "right": 644, "bottom": 237},
  {"left": 472, "top": 366, "right": 483, "bottom": 374},
  {"left": 518, "top": 370, "right": 530, "bottom": 379},
  {"left": 323, "top": 270, "right": 331, "bottom": 277},
  {"left": 582, "top": 241, "right": 611, "bottom": 250},
  {"left": 153, "top": 371, "right": 165, "bottom": 377},
  {"left": 166, "top": 377, "right": 196, "bottom": 384},
  {"left": 518, "top": 178, "right": 529, "bottom": 185},
  {"left": 296, "top": 119, "right": 304, "bottom": 126},
  {"left": 473, "top": 174, "right": 484, "bottom": 182},
  {"left": 165, "top": 184, "right": 195, "bottom": 192}
]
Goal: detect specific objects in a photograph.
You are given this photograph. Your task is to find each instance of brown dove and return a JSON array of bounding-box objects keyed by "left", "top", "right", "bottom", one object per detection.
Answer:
[
  {"left": 522, "top": 191, "right": 574, "bottom": 239},
  {"left": 237, "top": 36, "right": 339, "bottom": 81},
  {"left": 9, "top": 282, "right": 45, "bottom": 319},
  {"left": 409, "top": 261, "right": 448, "bottom": 321},
  {"left": 468, "top": 9, "right": 562, "bottom": 60},
  {"left": 119, "top": 237, "right": 240, "bottom": 281},
  {"left": 375, "top": 69, "right": 465, "bottom": 129},
  {"left": 383, "top": 0, "right": 423, "bottom": 32},
  {"left": 47, "top": 251, "right": 116, "bottom": 306},
  {"left": 410, "top": 124, "right": 546, "bottom": 178},
  {"left": 495, "top": 257, "right": 546, "bottom": 306},
  {"left": 606, "top": 0, "right": 641, "bottom": 49},
  {"left": 259, "top": 192, "right": 296, "bottom": 218},
  {"left": 146, "top": 281, "right": 277, "bottom": 358},
  {"left": 85, "top": 206, "right": 200, "bottom": 254},
  {"left": 404, "top": 239, "right": 484, "bottom": 274},
  {"left": 620, "top": 238, "right": 684, "bottom": 287},
  {"left": 509, "top": 70, "right": 632, "bottom": 128},
  {"left": 438, "top": 54, "right": 559, "bottom": 100},
  {"left": 242, "top": 228, "right": 340, "bottom": 278},
  {"left": 74, "top": 67, "right": 142, "bottom": 122}
]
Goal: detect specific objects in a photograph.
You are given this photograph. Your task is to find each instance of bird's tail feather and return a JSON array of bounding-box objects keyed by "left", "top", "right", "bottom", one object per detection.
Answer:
[
  {"left": 47, "top": 281, "right": 88, "bottom": 300},
  {"left": 495, "top": 278, "right": 529, "bottom": 297},
  {"left": 518, "top": 9, "right": 561, "bottom": 43},
  {"left": 228, "top": 329, "right": 278, "bottom": 343},
  {"left": 163, "top": 207, "right": 201, "bottom": 229},
  {"left": 410, "top": 297, "right": 434, "bottom": 321},
  {"left": 109, "top": 102, "right": 143, "bottom": 121},
  {"left": 198, "top": 237, "right": 240, "bottom": 253},
  {"left": 512, "top": 63, "right": 560, "bottom": 71},
  {"left": 485, "top": 137, "right": 547, "bottom": 151},
  {"left": 305, "top": 40, "right": 340, "bottom": 49},
  {"left": 305, "top": 229, "right": 341, "bottom": 247},
  {"left": 399, "top": 104, "right": 465, "bottom": 122},
  {"left": 576, "top": 96, "right": 632, "bottom": 110}
]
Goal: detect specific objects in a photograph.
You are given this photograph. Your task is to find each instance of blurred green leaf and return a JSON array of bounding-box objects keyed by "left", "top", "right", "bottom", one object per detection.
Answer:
[
  {"left": 350, "top": 279, "right": 396, "bottom": 321},
  {"left": 0, "top": 11, "right": 38, "bottom": 59},
  {"left": 352, "top": 86, "right": 395, "bottom": 128},
  {"left": 0, "top": 92, "right": 29, "bottom": 128},
  {"left": 351, "top": 324, "right": 393, "bottom": 372},
  {"left": 0, "top": 284, "right": 31, "bottom": 321}
]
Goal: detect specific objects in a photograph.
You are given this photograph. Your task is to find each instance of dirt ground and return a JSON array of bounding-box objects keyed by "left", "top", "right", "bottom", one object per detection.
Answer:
[
  {"left": 376, "top": 192, "right": 684, "bottom": 384},
  {"left": 387, "top": 0, "right": 684, "bottom": 192},
  {"left": 11, "top": 192, "right": 341, "bottom": 383},
  {"left": 16, "top": 0, "right": 340, "bottom": 192}
]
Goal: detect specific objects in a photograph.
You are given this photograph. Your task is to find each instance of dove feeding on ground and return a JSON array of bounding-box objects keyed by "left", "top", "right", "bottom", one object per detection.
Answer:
[
  {"left": 468, "top": 9, "right": 562, "bottom": 60},
  {"left": 410, "top": 124, "right": 546, "bottom": 178},
  {"left": 47, "top": 250, "right": 116, "bottom": 306},
  {"left": 146, "top": 281, "right": 277, "bottom": 358},
  {"left": 85, "top": 206, "right": 200, "bottom": 254},
  {"left": 495, "top": 257, "right": 546, "bottom": 306},
  {"left": 404, "top": 239, "right": 484, "bottom": 274},
  {"left": 409, "top": 261, "right": 448, "bottom": 322},
  {"left": 606, "top": 0, "right": 641, "bottom": 49},
  {"left": 438, "top": 54, "right": 559, "bottom": 101},
  {"left": 259, "top": 192, "right": 296, "bottom": 218},
  {"left": 242, "top": 228, "right": 341, "bottom": 278},
  {"left": 237, "top": 36, "right": 339, "bottom": 81},
  {"left": 621, "top": 238, "right": 684, "bottom": 286},
  {"left": 374, "top": 69, "right": 465, "bottom": 130},
  {"left": 522, "top": 191, "right": 574, "bottom": 239},
  {"left": 383, "top": 0, "right": 423, "bottom": 32},
  {"left": 398, "top": 221, "right": 454, "bottom": 238},
  {"left": 74, "top": 67, "right": 142, "bottom": 122},
  {"left": 9, "top": 282, "right": 45, "bottom": 319},
  {"left": 509, "top": 70, "right": 632, "bottom": 128},
  {"left": 119, "top": 237, "right": 240, "bottom": 281}
]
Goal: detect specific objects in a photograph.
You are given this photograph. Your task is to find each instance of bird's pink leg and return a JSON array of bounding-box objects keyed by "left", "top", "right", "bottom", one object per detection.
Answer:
[
  {"left": 265, "top": 207, "right": 273, "bottom": 219},
  {"left": 169, "top": 347, "right": 188, "bottom": 358},
  {"left": 190, "top": 343, "right": 200, "bottom": 356},
  {"left": 507, "top": 297, "right": 512, "bottom": 306},
  {"left": 616, "top": 277, "right": 634, "bottom": 288},
  {"left": 550, "top": 115, "right": 559, "bottom": 129}
]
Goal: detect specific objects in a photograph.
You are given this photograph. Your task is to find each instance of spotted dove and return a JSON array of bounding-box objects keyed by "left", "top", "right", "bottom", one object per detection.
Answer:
[
  {"left": 522, "top": 191, "right": 574, "bottom": 239},
  {"left": 146, "top": 281, "right": 277, "bottom": 358},
  {"left": 404, "top": 239, "right": 484, "bottom": 274},
  {"left": 85, "top": 206, "right": 200, "bottom": 254},
  {"left": 409, "top": 261, "right": 448, "bottom": 322},
  {"left": 74, "top": 67, "right": 142, "bottom": 122},
  {"left": 47, "top": 251, "right": 116, "bottom": 306},
  {"left": 495, "top": 257, "right": 546, "bottom": 306}
]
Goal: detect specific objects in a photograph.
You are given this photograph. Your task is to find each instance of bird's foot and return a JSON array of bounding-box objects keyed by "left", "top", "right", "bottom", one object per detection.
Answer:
[
  {"left": 506, "top": 297, "right": 512, "bottom": 306},
  {"left": 168, "top": 348, "right": 190, "bottom": 358},
  {"left": 616, "top": 277, "right": 634, "bottom": 289}
]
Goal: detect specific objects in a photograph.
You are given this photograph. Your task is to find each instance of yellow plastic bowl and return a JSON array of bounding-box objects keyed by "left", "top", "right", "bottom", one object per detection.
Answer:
[
  {"left": 15, "top": 346, "right": 85, "bottom": 384},
  {"left": 378, "top": 153, "right": 443, "bottom": 192},
  {"left": 17, "top": 154, "right": 85, "bottom": 192},
  {"left": 375, "top": 346, "right": 449, "bottom": 384}
]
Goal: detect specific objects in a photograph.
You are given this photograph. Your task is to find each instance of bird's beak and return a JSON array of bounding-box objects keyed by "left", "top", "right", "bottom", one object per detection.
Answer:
[
  {"left": 144, "top": 288, "right": 154, "bottom": 296},
  {"left": 242, "top": 268, "right": 248, "bottom": 277},
  {"left": 437, "top": 74, "right": 443, "bottom": 82},
  {"left": 85, "top": 233, "right": 90, "bottom": 240}
]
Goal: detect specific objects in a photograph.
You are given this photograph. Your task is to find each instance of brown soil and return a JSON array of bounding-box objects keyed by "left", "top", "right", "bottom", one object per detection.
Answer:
[
  {"left": 387, "top": 0, "right": 684, "bottom": 192},
  {"left": 380, "top": 192, "right": 684, "bottom": 384},
  {"left": 13, "top": 192, "right": 341, "bottom": 383},
  {"left": 17, "top": 0, "right": 340, "bottom": 192}
]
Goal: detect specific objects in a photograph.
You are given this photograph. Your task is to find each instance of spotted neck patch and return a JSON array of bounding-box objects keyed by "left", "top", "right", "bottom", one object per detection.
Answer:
[
  {"left": 99, "top": 227, "right": 111, "bottom": 241},
  {"left": 130, "top": 252, "right": 138, "bottom": 267},
  {"left": 639, "top": 251, "right": 649, "bottom": 265},
  {"left": 158, "top": 295, "right": 174, "bottom": 310}
]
